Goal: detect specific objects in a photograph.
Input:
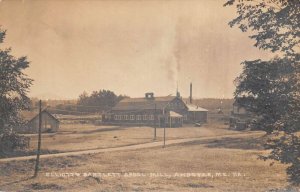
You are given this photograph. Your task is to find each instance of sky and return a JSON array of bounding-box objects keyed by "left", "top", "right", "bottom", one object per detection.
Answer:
[{"left": 0, "top": 0, "right": 271, "bottom": 99}]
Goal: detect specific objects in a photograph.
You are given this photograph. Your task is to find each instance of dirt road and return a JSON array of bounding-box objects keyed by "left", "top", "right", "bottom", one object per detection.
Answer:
[{"left": 0, "top": 131, "right": 263, "bottom": 163}]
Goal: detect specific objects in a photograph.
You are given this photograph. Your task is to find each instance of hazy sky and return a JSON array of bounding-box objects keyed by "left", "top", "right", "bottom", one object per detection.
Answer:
[{"left": 0, "top": 0, "right": 271, "bottom": 99}]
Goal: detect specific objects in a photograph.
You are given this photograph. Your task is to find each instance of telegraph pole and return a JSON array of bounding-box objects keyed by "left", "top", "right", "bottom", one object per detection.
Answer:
[
  {"left": 154, "top": 104, "right": 156, "bottom": 140},
  {"left": 162, "top": 107, "right": 166, "bottom": 148},
  {"left": 163, "top": 121, "right": 166, "bottom": 148},
  {"left": 34, "top": 100, "right": 42, "bottom": 178}
]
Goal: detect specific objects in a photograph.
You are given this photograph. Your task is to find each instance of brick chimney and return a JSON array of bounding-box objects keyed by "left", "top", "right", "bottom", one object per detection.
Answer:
[{"left": 145, "top": 92, "right": 154, "bottom": 99}]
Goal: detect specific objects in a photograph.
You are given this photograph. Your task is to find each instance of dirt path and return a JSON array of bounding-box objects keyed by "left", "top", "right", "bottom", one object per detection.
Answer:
[{"left": 0, "top": 131, "right": 263, "bottom": 163}]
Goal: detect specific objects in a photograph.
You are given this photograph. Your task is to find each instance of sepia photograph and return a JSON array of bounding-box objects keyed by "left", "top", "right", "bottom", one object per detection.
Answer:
[{"left": 0, "top": 0, "right": 299, "bottom": 191}]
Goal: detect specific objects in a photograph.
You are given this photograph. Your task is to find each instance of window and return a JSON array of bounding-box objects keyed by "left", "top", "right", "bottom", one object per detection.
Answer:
[
  {"left": 136, "top": 115, "right": 141, "bottom": 120},
  {"left": 149, "top": 115, "right": 154, "bottom": 120},
  {"left": 125, "top": 115, "right": 129, "bottom": 120},
  {"left": 130, "top": 115, "right": 135, "bottom": 120},
  {"left": 143, "top": 115, "right": 148, "bottom": 120}
]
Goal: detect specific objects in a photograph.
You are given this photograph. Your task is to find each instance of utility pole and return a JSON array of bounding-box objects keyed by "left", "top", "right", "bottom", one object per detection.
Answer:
[
  {"left": 162, "top": 107, "right": 166, "bottom": 148},
  {"left": 163, "top": 120, "right": 166, "bottom": 148},
  {"left": 154, "top": 104, "right": 156, "bottom": 140},
  {"left": 34, "top": 100, "right": 42, "bottom": 178}
]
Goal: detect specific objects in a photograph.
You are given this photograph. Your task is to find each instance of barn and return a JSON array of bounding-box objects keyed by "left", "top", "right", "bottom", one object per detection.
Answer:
[
  {"left": 18, "top": 109, "right": 60, "bottom": 133},
  {"left": 103, "top": 92, "right": 188, "bottom": 127}
]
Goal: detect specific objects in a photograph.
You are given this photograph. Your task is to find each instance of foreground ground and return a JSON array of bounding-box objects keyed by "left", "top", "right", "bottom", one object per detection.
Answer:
[
  {"left": 1, "top": 121, "right": 299, "bottom": 191},
  {"left": 1, "top": 132, "right": 299, "bottom": 191}
]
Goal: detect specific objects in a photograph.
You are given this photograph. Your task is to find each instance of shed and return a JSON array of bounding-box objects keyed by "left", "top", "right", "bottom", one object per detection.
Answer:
[
  {"left": 18, "top": 110, "right": 60, "bottom": 133},
  {"left": 186, "top": 104, "right": 208, "bottom": 123}
]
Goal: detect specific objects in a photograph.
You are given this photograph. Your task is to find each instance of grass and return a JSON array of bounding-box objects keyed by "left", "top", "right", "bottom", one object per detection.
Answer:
[
  {"left": 0, "top": 131, "right": 297, "bottom": 191},
  {"left": 24, "top": 122, "right": 241, "bottom": 153},
  {"left": 1, "top": 118, "right": 298, "bottom": 191}
]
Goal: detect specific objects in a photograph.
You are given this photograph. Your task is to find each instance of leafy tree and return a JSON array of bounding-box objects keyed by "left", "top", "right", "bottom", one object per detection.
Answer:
[
  {"left": 77, "top": 90, "right": 128, "bottom": 112},
  {"left": 0, "top": 27, "right": 32, "bottom": 154},
  {"left": 0, "top": 28, "right": 33, "bottom": 132},
  {"left": 225, "top": 0, "right": 300, "bottom": 185}
]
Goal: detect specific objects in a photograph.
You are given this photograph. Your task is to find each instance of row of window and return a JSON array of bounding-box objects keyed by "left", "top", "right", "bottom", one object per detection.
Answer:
[
  {"left": 114, "top": 114, "right": 154, "bottom": 121},
  {"left": 113, "top": 114, "right": 188, "bottom": 121}
]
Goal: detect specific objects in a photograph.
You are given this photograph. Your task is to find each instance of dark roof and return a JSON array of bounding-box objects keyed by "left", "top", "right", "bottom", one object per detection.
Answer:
[
  {"left": 21, "top": 109, "right": 59, "bottom": 123},
  {"left": 112, "top": 96, "right": 178, "bottom": 111}
]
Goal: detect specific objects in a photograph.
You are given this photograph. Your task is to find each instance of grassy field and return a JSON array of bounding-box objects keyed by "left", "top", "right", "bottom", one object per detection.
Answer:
[
  {"left": 25, "top": 122, "right": 240, "bottom": 153},
  {"left": 1, "top": 118, "right": 299, "bottom": 191},
  {"left": 0, "top": 133, "right": 297, "bottom": 191}
]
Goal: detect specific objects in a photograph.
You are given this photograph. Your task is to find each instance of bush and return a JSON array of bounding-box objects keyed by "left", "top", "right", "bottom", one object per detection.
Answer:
[{"left": 0, "top": 129, "right": 30, "bottom": 157}]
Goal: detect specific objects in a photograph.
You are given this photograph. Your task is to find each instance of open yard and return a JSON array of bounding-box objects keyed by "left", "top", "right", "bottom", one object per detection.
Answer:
[
  {"left": 25, "top": 122, "right": 242, "bottom": 153},
  {"left": 0, "top": 132, "right": 298, "bottom": 191},
  {"left": 1, "top": 121, "right": 299, "bottom": 191}
]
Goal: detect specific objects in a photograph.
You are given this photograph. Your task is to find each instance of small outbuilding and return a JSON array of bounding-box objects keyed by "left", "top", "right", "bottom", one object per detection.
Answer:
[
  {"left": 18, "top": 110, "right": 60, "bottom": 133},
  {"left": 186, "top": 104, "right": 208, "bottom": 123}
]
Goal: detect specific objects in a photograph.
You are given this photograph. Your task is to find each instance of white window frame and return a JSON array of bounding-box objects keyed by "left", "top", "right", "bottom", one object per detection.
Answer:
[
  {"left": 143, "top": 114, "right": 148, "bottom": 120},
  {"left": 130, "top": 115, "right": 135, "bottom": 120},
  {"left": 136, "top": 115, "right": 141, "bottom": 120},
  {"left": 149, "top": 115, "right": 154, "bottom": 120}
]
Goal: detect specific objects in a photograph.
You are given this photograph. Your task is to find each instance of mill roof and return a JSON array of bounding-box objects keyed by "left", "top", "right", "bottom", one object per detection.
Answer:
[{"left": 112, "top": 96, "right": 178, "bottom": 111}]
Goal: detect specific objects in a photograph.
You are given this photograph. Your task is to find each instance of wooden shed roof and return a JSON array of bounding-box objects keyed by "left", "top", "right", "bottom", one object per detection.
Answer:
[{"left": 186, "top": 104, "right": 208, "bottom": 112}]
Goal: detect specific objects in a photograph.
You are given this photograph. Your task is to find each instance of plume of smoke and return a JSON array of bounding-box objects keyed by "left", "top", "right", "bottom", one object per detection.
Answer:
[{"left": 164, "top": 17, "right": 182, "bottom": 90}]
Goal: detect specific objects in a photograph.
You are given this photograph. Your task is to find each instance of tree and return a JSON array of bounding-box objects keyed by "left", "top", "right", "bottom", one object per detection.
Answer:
[
  {"left": 0, "top": 28, "right": 33, "bottom": 131},
  {"left": 0, "top": 27, "right": 32, "bottom": 154},
  {"left": 77, "top": 90, "right": 128, "bottom": 113},
  {"left": 225, "top": 0, "right": 300, "bottom": 185}
]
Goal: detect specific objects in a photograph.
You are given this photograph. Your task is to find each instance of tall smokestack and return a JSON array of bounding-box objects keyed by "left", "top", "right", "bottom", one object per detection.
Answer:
[{"left": 190, "top": 82, "right": 192, "bottom": 104}]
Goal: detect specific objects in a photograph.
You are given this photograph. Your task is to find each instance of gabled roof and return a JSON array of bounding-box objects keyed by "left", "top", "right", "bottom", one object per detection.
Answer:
[
  {"left": 186, "top": 104, "right": 208, "bottom": 112},
  {"left": 21, "top": 109, "right": 59, "bottom": 123},
  {"left": 112, "top": 96, "right": 178, "bottom": 111}
]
